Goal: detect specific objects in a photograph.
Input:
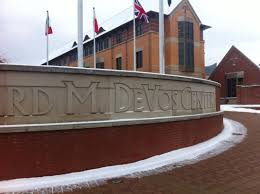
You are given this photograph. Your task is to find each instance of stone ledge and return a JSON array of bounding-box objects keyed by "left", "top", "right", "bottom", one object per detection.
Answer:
[
  {"left": 0, "top": 64, "right": 220, "bottom": 87},
  {"left": 0, "top": 111, "right": 223, "bottom": 133}
]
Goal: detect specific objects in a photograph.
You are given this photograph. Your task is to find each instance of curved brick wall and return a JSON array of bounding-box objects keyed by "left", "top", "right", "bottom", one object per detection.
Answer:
[
  {"left": 0, "top": 113, "right": 223, "bottom": 181},
  {"left": 0, "top": 65, "right": 222, "bottom": 181}
]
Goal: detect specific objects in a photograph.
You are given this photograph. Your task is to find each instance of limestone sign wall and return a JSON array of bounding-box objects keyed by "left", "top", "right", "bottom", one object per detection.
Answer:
[{"left": 0, "top": 65, "right": 220, "bottom": 124}]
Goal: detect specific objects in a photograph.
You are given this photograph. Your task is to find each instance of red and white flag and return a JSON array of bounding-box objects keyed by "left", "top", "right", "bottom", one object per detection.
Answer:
[
  {"left": 45, "top": 11, "right": 53, "bottom": 36},
  {"left": 134, "top": 0, "right": 149, "bottom": 23},
  {"left": 93, "top": 10, "right": 99, "bottom": 34}
]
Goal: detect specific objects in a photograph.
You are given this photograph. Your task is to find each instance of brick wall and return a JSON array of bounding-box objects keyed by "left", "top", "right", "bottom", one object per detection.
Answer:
[
  {"left": 237, "top": 85, "right": 260, "bottom": 104},
  {"left": 0, "top": 114, "right": 223, "bottom": 181}
]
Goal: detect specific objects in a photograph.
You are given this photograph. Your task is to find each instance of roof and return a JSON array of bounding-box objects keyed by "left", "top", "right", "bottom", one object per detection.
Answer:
[
  {"left": 169, "top": 0, "right": 201, "bottom": 24},
  {"left": 205, "top": 63, "right": 217, "bottom": 77},
  {"left": 209, "top": 45, "right": 260, "bottom": 79}
]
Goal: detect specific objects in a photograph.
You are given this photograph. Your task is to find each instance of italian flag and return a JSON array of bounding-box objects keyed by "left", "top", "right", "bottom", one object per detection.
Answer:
[{"left": 45, "top": 11, "right": 53, "bottom": 36}]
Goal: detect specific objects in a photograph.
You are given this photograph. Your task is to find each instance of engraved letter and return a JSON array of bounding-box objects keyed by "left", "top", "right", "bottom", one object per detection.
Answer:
[
  {"left": 7, "top": 88, "right": 28, "bottom": 116},
  {"left": 134, "top": 89, "right": 145, "bottom": 112},
  {"left": 115, "top": 83, "right": 132, "bottom": 113},
  {"left": 65, "top": 81, "right": 99, "bottom": 114},
  {"left": 32, "top": 88, "right": 53, "bottom": 116},
  {"left": 171, "top": 90, "right": 179, "bottom": 110},
  {"left": 142, "top": 85, "right": 160, "bottom": 111},
  {"left": 158, "top": 91, "right": 171, "bottom": 111},
  {"left": 181, "top": 87, "right": 192, "bottom": 110}
]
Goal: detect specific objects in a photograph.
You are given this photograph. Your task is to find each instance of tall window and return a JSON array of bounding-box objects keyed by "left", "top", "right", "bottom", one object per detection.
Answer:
[
  {"left": 116, "top": 33, "right": 123, "bottom": 44},
  {"left": 89, "top": 44, "right": 93, "bottom": 55},
  {"left": 70, "top": 52, "right": 77, "bottom": 62},
  {"left": 136, "top": 23, "right": 143, "bottom": 36},
  {"left": 83, "top": 47, "right": 87, "bottom": 57},
  {"left": 99, "top": 40, "right": 104, "bottom": 51},
  {"left": 104, "top": 38, "right": 109, "bottom": 49},
  {"left": 116, "top": 57, "right": 122, "bottom": 70},
  {"left": 96, "top": 41, "right": 99, "bottom": 52},
  {"left": 136, "top": 51, "right": 143, "bottom": 68},
  {"left": 178, "top": 21, "right": 194, "bottom": 72}
]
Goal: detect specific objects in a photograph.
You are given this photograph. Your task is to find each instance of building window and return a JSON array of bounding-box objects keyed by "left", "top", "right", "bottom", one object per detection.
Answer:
[
  {"left": 178, "top": 21, "right": 194, "bottom": 72},
  {"left": 70, "top": 52, "right": 77, "bottom": 62},
  {"left": 95, "top": 41, "right": 99, "bottom": 52},
  {"left": 136, "top": 23, "right": 143, "bottom": 36},
  {"left": 83, "top": 47, "right": 87, "bottom": 57},
  {"left": 104, "top": 38, "right": 109, "bottom": 49},
  {"left": 116, "top": 33, "right": 123, "bottom": 44},
  {"left": 116, "top": 57, "right": 122, "bottom": 70},
  {"left": 136, "top": 51, "right": 143, "bottom": 68},
  {"left": 89, "top": 44, "right": 93, "bottom": 55},
  {"left": 96, "top": 62, "right": 104, "bottom": 69},
  {"left": 85, "top": 46, "right": 89, "bottom": 56},
  {"left": 60, "top": 58, "right": 65, "bottom": 66},
  {"left": 99, "top": 40, "right": 104, "bottom": 51}
]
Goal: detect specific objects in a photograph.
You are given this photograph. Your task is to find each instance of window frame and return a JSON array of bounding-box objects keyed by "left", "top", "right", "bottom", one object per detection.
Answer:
[
  {"left": 136, "top": 23, "right": 143, "bottom": 36},
  {"left": 116, "top": 32, "right": 123, "bottom": 44},
  {"left": 136, "top": 50, "right": 143, "bottom": 69},
  {"left": 178, "top": 21, "right": 194, "bottom": 72},
  {"left": 116, "top": 57, "right": 122, "bottom": 70}
]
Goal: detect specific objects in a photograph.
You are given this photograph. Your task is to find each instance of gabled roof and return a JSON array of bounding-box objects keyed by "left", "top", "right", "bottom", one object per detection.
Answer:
[
  {"left": 169, "top": 0, "right": 201, "bottom": 24},
  {"left": 209, "top": 45, "right": 260, "bottom": 79}
]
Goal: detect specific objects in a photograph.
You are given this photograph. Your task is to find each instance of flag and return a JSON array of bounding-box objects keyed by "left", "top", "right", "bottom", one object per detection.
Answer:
[
  {"left": 94, "top": 10, "right": 99, "bottom": 34},
  {"left": 134, "top": 0, "right": 149, "bottom": 23},
  {"left": 45, "top": 11, "right": 53, "bottom": 36},
  {"left": 168, "top": 0, "right": 172, "bottom": 6}
]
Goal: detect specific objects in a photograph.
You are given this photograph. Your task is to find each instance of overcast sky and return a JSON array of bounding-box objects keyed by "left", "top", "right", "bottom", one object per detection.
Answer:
[{"left": 1, "top": 0, "right": 260, "bottom": 66}]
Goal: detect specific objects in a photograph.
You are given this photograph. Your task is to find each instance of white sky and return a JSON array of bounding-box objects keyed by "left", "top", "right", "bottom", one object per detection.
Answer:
[{"left": 1, "top": 0, "right": 260, "bottom": 66}]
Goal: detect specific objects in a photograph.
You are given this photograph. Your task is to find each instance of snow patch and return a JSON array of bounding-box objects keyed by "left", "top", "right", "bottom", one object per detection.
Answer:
[
  {"left": 221, "top": 104, "right": 260, "bottom": 114},
  {"left": 0, "top": 118, "right": 246, "bottom": 193}
]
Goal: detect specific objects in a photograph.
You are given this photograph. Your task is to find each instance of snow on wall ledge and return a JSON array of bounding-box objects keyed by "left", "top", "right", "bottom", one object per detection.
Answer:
[
  {"left": 221, "top": 104, "right": 260, "bottom": 113},
  {"left": 0, "top": 118, "right": 246, "bottom": 193}
]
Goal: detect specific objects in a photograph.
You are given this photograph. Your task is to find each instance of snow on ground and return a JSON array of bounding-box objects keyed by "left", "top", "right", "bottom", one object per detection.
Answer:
[
  {"left": 221, "top": 104, "right": 260, "bottom": 114},
  {"left": 0, "top": 118, "right": 247, "bottom": 193}
]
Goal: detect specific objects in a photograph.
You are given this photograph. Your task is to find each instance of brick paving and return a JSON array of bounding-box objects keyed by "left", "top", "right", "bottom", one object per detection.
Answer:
[{"left": 65, "top": 112, "right": 260, "bottom": 194}]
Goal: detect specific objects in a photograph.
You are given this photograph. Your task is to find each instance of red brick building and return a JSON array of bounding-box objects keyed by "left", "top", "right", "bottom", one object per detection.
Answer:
[
  {"left": 209, "top": 46, "right": 260, "bottom": 104},
  {"left": 43, "top": 0, "right": 210, "bottom": 78}
]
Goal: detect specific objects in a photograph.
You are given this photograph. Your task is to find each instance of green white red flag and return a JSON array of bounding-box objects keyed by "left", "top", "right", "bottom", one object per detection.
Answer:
[{"left": 45, "top": 11, "right": 53, "bottom": 36}]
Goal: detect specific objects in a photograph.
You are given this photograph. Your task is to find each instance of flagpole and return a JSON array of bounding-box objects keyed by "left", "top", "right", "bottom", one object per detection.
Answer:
[
  {"left": 159, "top": 0, "right": 165, "bottom": 74},
  {"left": 93, "top": 7, "right": 96, "bottom": 68},
  {"left": 46, "top": 11, "right": 49, "bottom": 66},
  {"left": 133, "top": 0, "right": 136, "bottom": 71},
  {"left": 77, "top": 0, "right": 84, "bottom": 67},
  {"left": 46, "top": 28, "right": 49, "bottom": 66}
]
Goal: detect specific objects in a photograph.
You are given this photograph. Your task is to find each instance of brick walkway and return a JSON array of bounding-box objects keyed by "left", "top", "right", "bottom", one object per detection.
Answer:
[{"left": 65, "top": 112, "right": 260, "bottom": 194}]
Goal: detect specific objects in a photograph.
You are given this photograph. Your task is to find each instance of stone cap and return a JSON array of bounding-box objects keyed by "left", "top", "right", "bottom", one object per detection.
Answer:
[{"left": 0, "top": 64, "right": 221, "bottom": 87}]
